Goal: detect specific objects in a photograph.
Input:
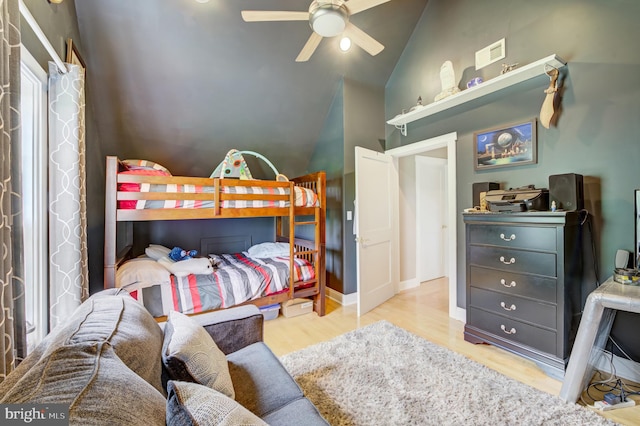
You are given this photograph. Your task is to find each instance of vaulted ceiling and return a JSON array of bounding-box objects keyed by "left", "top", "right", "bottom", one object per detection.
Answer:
[{"left": 75, "top": 0, "right": 427, "bottom": 177}]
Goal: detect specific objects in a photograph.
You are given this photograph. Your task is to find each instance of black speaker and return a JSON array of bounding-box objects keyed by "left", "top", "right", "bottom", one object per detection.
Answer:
[
  {"left": 549, "top": 173, "right": 584, "bottom": 211},
  {"left": 472, "top": 182, "right": 499, "bottom": 209}
]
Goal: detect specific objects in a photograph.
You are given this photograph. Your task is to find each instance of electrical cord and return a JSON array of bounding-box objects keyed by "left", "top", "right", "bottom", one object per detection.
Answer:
[
  {"left": 580, "top": 337, "right": 640, "bottom": 406},
  {"left": 608, "top": 336, "right": 640, "bottom": 381},
  {"left": 578, "top": 209, "right": 601, "bottom": 287}
]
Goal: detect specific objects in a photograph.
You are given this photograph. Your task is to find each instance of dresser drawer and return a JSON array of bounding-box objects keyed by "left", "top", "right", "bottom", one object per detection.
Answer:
[
  {"left": 468, "top": 224, "right": 556, "bottom": 251},
  {"left": 469, "top": 246, "right": 556, "bottom": 276},
  {"left": 469, "top": 287, "right": 556, "bottom": 329},
  {"left": 468, "top": 307, "right": 557, "bottom": 355},
  {"left": 469, "top": 266, "right": 557, "bottom": 303}
]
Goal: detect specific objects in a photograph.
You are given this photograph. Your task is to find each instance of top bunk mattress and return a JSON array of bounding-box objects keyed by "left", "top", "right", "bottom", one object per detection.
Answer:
[{"left": 117, "top": 160, "right": 318, "bottom": 210}]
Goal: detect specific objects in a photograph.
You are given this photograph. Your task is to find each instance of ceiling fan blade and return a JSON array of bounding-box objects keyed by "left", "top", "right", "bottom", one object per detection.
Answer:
[
  {"left": 241, "top": 11, "right": 309, "bottom": 22},
  {"left": 345, "top": 0, "right": 391, "bottom": 15},
  {"left": 296, "top": 33, "right": 323, "bottom": 62},
  {"left": 344, "top": 23, "right": 384, "bottom": 56}
]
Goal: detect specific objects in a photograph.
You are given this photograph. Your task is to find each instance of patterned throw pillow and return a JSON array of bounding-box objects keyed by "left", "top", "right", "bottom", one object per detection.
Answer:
[
  {"left": 162, "top": 311, "right": 235, "bottom": 399},
  {"left": 122, "top": 159, "right": 172, "bottom": 174},
  {"left": 166, "top": 381, "right": 267, "bottom": 426}
]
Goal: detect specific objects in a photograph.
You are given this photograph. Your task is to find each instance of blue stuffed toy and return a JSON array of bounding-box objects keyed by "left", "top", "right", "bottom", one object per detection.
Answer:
[{"left": 169, "top": 246, "right": 198, "bottom": 262}]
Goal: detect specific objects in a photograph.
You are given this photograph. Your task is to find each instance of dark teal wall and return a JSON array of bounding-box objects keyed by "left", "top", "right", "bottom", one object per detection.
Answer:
[
  {"left": 308, "top": 82, "right": 346, "bottom": 293},
  {"left": 21, "top": 0, "right": 81, "bottom": 70},
  {"left": 386, "top": 0, "right": 640, "bottom": 306},
  {"left": 342, "top": 80, "right": 385, "bottom": 294},
  {"left": 308, "top": 79, "right": 385, "bottom": 295},
  {"left": 343, "top": 79, "right": 386, "bottom": 174}
]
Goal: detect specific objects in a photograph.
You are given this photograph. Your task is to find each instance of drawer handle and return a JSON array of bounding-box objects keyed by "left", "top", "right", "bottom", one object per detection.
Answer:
[
  {"left": 500, "top": 324, "right": 516, "bottom": 335},
  {"left": 500, "top": 278, "right": 516, "bottom": 288},
  {"left": 500, "top": 302, "right": 516, "bottom": 311},
  {"left": 499, "top": 256, "right": 516, "bottom": 265},
  {"left": 500, "top": 233, "right": 516, "bottom": 241}
]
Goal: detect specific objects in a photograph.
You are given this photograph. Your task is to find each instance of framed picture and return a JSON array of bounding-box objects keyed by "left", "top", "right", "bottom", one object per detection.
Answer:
[
  {"left": 65, "top": 38, "right": 86, "bottom": 70},
  {"left": 473, "top": 119, "right": 537, "bottom": 170}
]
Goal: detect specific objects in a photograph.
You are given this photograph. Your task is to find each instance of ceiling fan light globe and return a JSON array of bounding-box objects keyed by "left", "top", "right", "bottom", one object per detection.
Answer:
[
  {"left": 339, "top": 37, "right": 351, "bottom": 52},
  {"left": 310, "top": 5, "right": 349, "bottom": 37}
]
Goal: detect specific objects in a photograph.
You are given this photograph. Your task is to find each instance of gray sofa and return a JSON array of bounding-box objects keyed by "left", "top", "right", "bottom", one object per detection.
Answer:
[{"left": 0, "top": 290, "right": 329, "bottom": 425}]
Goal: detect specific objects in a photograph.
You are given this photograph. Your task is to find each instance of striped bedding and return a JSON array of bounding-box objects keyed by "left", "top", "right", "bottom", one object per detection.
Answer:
[
  {"left": 124, "top": 253, "right": 315, "bottom": 317},
  {"left": 118, "top": 170, "right": 318, "bottom": 210}
]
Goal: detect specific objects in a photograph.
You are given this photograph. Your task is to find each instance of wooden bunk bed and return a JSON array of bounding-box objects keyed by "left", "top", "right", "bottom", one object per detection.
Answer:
[{"left": 103, "top": 156, "right": 326, "bottom": 317}]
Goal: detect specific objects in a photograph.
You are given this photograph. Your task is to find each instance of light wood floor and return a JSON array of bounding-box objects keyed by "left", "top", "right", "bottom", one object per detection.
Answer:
[{"left": 264, "top": 278, "right": 640, "bottom": 425}]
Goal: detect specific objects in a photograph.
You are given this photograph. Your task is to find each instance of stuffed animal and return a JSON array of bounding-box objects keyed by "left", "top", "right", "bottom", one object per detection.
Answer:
[
  {"left": 165, "top": 257, "right": 216, "bottom": 278},
  {"left": 169, "top": 246, "right": 198, "bottom": 262}
]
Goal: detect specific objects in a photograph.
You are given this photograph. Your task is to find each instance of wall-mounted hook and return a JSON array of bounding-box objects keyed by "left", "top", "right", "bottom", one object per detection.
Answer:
[{"left": 544, "top": 63, "right": 559, "bottom": 79}]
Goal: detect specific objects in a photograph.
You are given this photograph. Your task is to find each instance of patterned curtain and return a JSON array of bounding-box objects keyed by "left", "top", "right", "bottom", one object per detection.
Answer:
[
  {"left": 0, "top": 0, "right": 25, "bottom": 381},
  {"left": 48, "top": 62, "right": 89, "bottom": 329}
]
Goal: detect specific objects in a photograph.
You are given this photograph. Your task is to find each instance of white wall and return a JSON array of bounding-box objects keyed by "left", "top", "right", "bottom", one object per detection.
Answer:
[{"left": 398, "top": 156, "right": 416, "bottom": 284}]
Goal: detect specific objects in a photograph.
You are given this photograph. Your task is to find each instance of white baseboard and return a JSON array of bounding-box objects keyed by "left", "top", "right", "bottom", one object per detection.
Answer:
[
  {"left": 453, "top": 307, "right": 466, "bottom": 323},
  {"left": 326, "top": 279, "right": 429, "bottom": 306},
  {"left": 593, "top": 348, "right": 640, "bottom": 383},
  {"left": 398, "top": 278, "right": 419, "bottom": 292},
  {"left": 326, "top": 287, "right": 357, "bottom": 306}
]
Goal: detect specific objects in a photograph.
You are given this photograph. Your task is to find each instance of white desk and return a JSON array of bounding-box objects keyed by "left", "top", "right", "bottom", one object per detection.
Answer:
[{"left": 559, "top": 278, "right": 640, "bottom": 402}]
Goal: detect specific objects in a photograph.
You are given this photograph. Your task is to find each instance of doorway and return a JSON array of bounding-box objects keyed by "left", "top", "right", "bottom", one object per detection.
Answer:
[
  {"left": 416, "top": 155, "right": 447, "bottom": 283},
  {"left": 385, "top": 132, "right": 464, "bottom": 321}
]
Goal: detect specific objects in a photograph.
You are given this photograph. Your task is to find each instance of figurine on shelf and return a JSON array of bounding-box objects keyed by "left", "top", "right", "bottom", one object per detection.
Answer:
[
  {"left": 409, "top": 96, "right": 424, "bottom": 112},
  {"left": 501, "top": 62, "right": 519, "bottom": 74},
  {"left": 434, "top": 61, "right": 461, "bottom": 102},
  {"left": 466, "top": 77, "right": 483, "bottom": 89}
]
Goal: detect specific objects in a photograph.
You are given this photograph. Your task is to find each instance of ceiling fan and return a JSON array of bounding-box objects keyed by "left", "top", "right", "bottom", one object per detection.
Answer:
[{"left": 241, "top": 0, "right": 391, "bottom": 62}]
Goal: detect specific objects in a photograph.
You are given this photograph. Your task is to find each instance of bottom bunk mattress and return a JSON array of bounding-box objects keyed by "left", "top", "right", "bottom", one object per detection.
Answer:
[{"left": 116, "top": 253, "right": 315, "bottom": 317}]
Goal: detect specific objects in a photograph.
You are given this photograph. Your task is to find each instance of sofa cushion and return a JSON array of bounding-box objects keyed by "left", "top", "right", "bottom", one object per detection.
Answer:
[
  {"left": 0, "top": 342, "right": 166, "bottom": 425},
  {"left": 163, "top": 310, "right": 235, "bottom": 399},
  {"left": 261, "top": 397, "right": 330, "bottom": 426},
  {"left": 35, "top": 289, "right": 165, "bottom": 393},
  {"left": 166, "top": 381, "right": 267, "bottom": 426},
  {"left": 227, "top": 342, "right": 304, "bottom": 417}
]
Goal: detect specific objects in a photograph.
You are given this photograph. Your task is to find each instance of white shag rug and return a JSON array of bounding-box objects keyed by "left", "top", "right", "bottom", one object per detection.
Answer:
[{"left": 279, "top": 321, "right": 617, "bottom": 426}]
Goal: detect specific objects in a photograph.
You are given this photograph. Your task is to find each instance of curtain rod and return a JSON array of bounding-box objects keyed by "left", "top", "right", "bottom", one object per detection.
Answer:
[{"left": 19, "top": 0, "right": 68, "bottom": 73}]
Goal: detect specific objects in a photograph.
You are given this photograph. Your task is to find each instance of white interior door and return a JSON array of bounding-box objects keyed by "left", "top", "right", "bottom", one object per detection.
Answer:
[
  {"left": 355, "top": 146, "right": 399, "bottom": 316},
  {"left": 416, "top": 156, "right": 447, "bottom": 282}
]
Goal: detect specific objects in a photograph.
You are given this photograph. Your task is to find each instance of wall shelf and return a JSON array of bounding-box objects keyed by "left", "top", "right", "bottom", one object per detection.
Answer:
[{"left": 387, "top": 54, "right": 566, "bottom": 136}]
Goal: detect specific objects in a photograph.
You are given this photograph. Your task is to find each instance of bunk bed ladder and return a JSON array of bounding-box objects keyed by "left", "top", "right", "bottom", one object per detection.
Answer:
[
  {"left": 289, "top": 172, "right": 326, "bottom": 316},
  {"left": 275, "top": 179, "right": 324, "bottom": 315}
]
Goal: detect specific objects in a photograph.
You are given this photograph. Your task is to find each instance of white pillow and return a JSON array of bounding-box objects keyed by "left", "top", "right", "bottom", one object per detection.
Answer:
[
  {"left": 145, "top": 244, "right": 172, "bottom": 261},
  {"left": 116, "top": 258, "right": 172, "bottom": 287},
  {"left": 247, "top": 242, "right": 291, "bottom": 258}
]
